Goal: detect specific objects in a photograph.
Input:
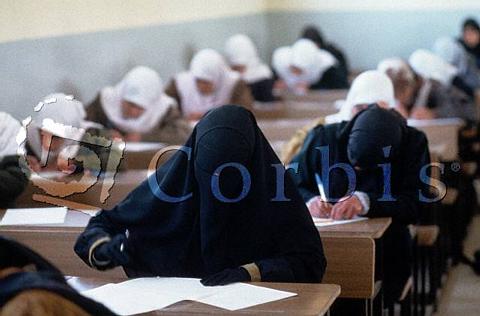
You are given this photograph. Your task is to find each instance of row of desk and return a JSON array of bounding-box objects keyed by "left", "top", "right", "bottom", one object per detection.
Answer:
[{"left": 0, "top": 207, "right": 391, "bottom": 315}]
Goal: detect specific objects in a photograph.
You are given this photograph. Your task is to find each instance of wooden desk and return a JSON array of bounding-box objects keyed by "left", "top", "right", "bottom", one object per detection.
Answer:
[
  {"left": 68, "top": 277, "right": 341, "bottom": 315},
  {"left": 258, "top": 119, "right": 314, "bottom": 142},
  {"left": 281, "top": 89, "right": 348, "bottom": 103},
  {"left": 318, "top": 217, "right": 391, "bottom": 310},
  {"left": 318, "top": 218, "right": 392, "bottom": 239},
  {"left": 253, "top": 101, "right": 337, "bottom": 120},
  {"left": 121, "top": 142, "right": 168, "bottom": 170},
  {"left": 408, "top": 118, "right": 464, "bottom": 161},
  {"left": 0, "top": 209, "right": 125, "bottom": 279},
  {"left": 15, "top": 170, "right": 148, "bottom": 210}
]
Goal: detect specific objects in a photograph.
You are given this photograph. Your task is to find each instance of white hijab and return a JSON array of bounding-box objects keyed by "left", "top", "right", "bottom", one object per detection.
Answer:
[
  {"left": 101, "top": 66, "right": 175, "bottom": 134},
  {"left": 377, "top": 57, "right": 415, "bottom": 82},
  {"left": 325, "top": 70, "right": 395, "bottom": 123},
  {"left": 409, "top": 49, "right": 458, "bottom": 86},
  {"left": 0, "top": 112, "right": 22, "bottom": 158},
  {"left": 432, "top": 37, "right": 469, "bottom": 76},
  {"left": 26, "top": 93, "right": 95, "bottom": 159},
  {"left": 272, "top": 39, "right": 337, "bottom": 90},
  {"left": 175, "top": 49, "right": 240, "bottom": 117},
  {"left": 224, "top": 34, "right": 272, "bottom": 83}
]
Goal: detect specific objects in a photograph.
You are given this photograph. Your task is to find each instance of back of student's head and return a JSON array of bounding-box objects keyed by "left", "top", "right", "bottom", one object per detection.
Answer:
[
  {"left": 300, "top": 25, "right": 324, "bottom": 48},
  {"left": 348, "top": 105, "right": 405, "bottom": 169}
]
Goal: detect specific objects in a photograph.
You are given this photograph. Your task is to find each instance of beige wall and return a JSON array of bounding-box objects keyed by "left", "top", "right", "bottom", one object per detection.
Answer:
[
  {"left": 266, "top": 0, "right": 480, "bottom": 12},
  {"left": 0, "top": 0, "right": 267, "bottom": 43}
]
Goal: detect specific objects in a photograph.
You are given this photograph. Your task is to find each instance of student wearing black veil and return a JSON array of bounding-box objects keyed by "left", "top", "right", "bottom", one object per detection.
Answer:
[
  {"left": 74, "top": 105, "right": 326, "bottom": 285},
  {"left": 0, "top": 236, "right": 116, "bottom": 316},
  {"left": 301, "top": 25, "right": 350, "bottom": 89}
]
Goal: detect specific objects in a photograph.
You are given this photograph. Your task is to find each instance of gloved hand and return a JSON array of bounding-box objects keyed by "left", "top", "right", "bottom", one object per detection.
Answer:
[
  {"left": 201, "top": 267, "right": 251, "bottom": 286},
  {"left": 93, "top": 234, "right": 129, "bottom": 270}
]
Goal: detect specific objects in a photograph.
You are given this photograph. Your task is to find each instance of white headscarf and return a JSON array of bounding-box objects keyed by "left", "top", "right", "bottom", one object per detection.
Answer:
[
  {"left": 409, "top": 49, "right": 458, "bottom": 86},
  {"left": 272, "top": 39, "right": 337, "bottom": 90},
  {"left": 175, "top": 49, "right": 240, "bottom": 116},
  {"left": 432, "top": 37, "right": 469, "bottom": 76},
  {"left": 101, "top": 66, "right": 175, "bottom": 134},
  {"left": 26, "top": 93, "right": 95, "bottom": 159},
  {"left": 377, "top": 57, "right": 415, "bottom": 82},
  {"left": 325, "top": 70, "right": 395, "bottom": 123},
  {"left": 224, "top": 34, "right": 272, "bottom": 83},
  {"left": 0, "top": 112, "right": 22, "bottom": 158}
]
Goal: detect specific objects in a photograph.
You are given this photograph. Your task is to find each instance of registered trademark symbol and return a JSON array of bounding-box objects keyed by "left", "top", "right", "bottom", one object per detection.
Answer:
[{"left": 451, "top": 162, "right": 461, "bottom": 172}]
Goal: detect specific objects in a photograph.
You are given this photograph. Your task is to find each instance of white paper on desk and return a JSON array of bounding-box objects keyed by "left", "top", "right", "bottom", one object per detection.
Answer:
[
  {"left": 125, "top": 142, "right": 165, "bottom": 152},
  {"left": 196, "top": 282, "right": 296, "bottom": 311},
  {"left": 82, "top": 283, "right": 179, "bottom": 316},
  {"left": 82, "top": 277, "right": 297, "bottom": 314},
  {"left": 0, "top": 207, "right": 67, "bottom": 225},
  {"left": 313, "top": 216, "right": 368, "bottom": 227}
]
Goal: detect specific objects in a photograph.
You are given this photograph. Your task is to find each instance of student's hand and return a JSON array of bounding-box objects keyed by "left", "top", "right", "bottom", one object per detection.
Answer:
[
  {"left": 110, "top": 129, "right": 124, "bottom": 141},
  {"left": 273, "top": 79, "right": 287, "bottom": 92},
  {"left": 411, "top": 107, "right": 435, "bottom": 120},
  {"left": 26, "top": 155, "right": 41, "bottom": 172},
  {"left": 93, "top": 234, "right": 130, "bottom": 270},
  {"left": 294, "top": 82, "right": 309, "bottom": 95},
  {"left": 57, "top": 156, "right": 76, "bottom": 175},
  {"left": 201, "top": 267, "right": 251, "bottom": 286},
  {"left": 306, "top": 196, "right": 332, "bottom": 218},
  {"left": 330, "top": 195, "right": 363, "bottom": 220},
  {"left": 187, "top": 112, "right": 204, "bottom": 121},
  {"left": 125, "top": 132, "right": 142, "bottom": 142}
]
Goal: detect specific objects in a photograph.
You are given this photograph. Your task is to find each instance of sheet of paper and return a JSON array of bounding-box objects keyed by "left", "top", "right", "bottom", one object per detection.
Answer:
[
  {"left": 0, "top": 207, "right": 67, "bottom": 226},
  {"left": 196, "top": 282, "right": 297, "bottom": 311},
  {"left": 313, "top": 216, "right": 368, "bottom": 227},
  {"left": 78, "top": 209, "right": 100, "bottom": 217},
  {"left": 125, "top": 142, "right": 165, "bottom": 152},
  {"left": 82, "top": 283, "right": 179, "bottom": 316},
  {"left": 82, "top": 277, "right": 297, "bottom": 314}
]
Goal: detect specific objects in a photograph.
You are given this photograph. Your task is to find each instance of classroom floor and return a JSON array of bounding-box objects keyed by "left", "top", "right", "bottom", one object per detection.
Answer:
[{"left": 435, "top": 215, "right": 480, "bottom": 315}]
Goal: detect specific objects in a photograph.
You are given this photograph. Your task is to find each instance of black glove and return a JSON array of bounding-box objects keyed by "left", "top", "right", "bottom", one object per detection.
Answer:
[
  {"left": 201, "top": 267, "right": 251, "bottom": 286},
  {"left": 93, "top": 234, "right": 129, "bottom": 270}
]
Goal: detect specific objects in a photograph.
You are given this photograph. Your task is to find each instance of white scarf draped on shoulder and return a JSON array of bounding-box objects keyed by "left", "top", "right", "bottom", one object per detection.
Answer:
[
  {"left": 175, "top": 49, "right": 240, "bottom": 117},
  {"left": 224, "top": 34, "right": 273, "bottom": 83},
  {"left": 0, "top": 112, "right": 22, "bottom": 158},
  {"left": 101, "top": 66, "right": 175, "bottom": 134},
  {"left": 272, "top": 39, "right": 337, "bottom": 90}
]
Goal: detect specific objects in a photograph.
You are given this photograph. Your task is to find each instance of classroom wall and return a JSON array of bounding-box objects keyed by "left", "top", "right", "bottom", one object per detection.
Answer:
[
  {"left": 0, "top": 0, "right": 269, "bottom": 119},
  {"left": 265, "top": 8, "right": 480, "bottom": 72},
  {"left": 1, "top": 1, "right": 480, "bottom": 119}
]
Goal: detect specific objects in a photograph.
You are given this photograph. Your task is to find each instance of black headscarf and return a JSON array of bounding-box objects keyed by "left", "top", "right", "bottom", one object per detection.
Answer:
[
  {"left": 76, "top": 105, "right": 325, "bottom": 282},
  {"left": 301, "top": 25, "right": 325, "bottom": 48},
  {"left": 0, "top": 236, "right": 116, "bottom": 315},
  {"left": 459, "top": 18, "right": 480, "bottom": 67},
  {"left": 347, "top": 107, "right": 405, "bottom": 169}
]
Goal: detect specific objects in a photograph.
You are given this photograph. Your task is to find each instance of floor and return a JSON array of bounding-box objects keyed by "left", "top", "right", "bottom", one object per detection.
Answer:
[{"left": 435, "top": 215, "right": 480, "bottom": 315}]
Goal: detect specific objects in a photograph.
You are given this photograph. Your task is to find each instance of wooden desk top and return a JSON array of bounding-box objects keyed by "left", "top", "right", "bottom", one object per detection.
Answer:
[
  {"left": 68, "top": 277, "right": 341, "bottom": 316},
  {"left": 317, "top": 218, "right": 392, "bottom": 239}
]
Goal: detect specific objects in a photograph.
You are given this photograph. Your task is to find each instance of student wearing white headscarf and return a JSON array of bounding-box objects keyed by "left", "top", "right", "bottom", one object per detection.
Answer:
[
  {"left": 272, "top": 39, "right": 341, "bottom": 95},
  {"left": 377, "top": 58, "right": 417, "bottom": 118},
  {"left": 25, "top": 93, "right": 113, "bottom": 174},
  {"left": 0, "top": 112, "right": 28, "bottom": 207},
  {"left": 165, "top": 49, "right": 254, "bottom": 120},
  {"left": 408, "top": 49, "right": 476, "bottom": 120},
  {"left": 224, "top": 34, "right": 275, "bottom": 102},
  {"left": 87, "top": 66, "right": 191, "bottom": 144},
  {"left": 433, "top": 37, "right": 480, "bottom": 92},
  {"left": 325, "top": 70, "right": 395, "bottom": 123}
]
